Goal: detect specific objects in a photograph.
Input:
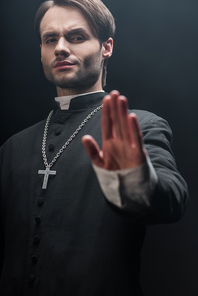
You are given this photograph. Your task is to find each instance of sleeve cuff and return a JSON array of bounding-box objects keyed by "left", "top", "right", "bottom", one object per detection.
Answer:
[{"left": 92, "top": 156, "right": 158, "bottom": 209}]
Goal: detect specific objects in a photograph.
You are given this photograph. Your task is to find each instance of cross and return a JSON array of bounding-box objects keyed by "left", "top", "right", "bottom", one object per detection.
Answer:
[{"left": 38, "top": 166, "right": 56, "bottom": 189}]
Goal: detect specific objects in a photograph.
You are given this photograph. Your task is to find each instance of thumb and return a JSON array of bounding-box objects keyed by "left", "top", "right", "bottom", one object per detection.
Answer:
[{"left": 82, "top": 135, "right": 104, "bottom": 168}]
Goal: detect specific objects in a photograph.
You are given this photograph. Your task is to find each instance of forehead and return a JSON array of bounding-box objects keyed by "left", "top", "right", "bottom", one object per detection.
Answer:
[{"left": 40, "top": 5, "right": 94, "bottom": 37}]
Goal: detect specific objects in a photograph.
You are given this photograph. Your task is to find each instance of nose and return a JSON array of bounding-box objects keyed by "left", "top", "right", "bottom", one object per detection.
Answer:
[{"left": 54, "top": 37, "right": 70, "bottom": 57}]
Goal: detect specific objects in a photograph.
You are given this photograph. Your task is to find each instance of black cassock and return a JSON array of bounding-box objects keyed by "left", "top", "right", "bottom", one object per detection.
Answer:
[{"left": 0, "top": 92, "right": 188, "bottom": 296}]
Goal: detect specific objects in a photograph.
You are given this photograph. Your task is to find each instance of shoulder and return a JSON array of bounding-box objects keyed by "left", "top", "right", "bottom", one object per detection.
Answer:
[
  {"left": 0, "top": 120, "right": 46, "bottom": 152},
  {"left": 131, "top": 109, "right": 171, "bottom": 131},
  {"left": 131, "top": 109, "right": 165, "bottom": 123}
]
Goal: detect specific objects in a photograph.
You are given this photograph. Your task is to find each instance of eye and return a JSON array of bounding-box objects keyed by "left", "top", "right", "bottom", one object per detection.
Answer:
[
  {"left": 70, "top": 35, "right": 85, "bottom": 42},
  {"left": 46, "top": 38, "right": 57, "bottom": 44}
]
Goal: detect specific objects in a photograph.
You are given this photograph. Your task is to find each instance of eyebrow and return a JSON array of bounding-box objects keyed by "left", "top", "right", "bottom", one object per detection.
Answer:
[
  {"left": 42, "top": 32, "right": 59, "bottom": 40},
  {"left": 67, "top": 28, "right": 90, "bottom": 37}
]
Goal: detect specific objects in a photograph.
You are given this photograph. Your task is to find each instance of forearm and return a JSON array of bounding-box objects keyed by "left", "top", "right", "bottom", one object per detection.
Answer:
[{"left": 93, "top": 111, "right": 189, "bottom": 223}]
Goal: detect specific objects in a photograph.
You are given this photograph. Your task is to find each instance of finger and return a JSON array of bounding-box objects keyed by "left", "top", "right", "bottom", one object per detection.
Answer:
[
  {"left": 129, "top": 113, "right": 144, "bottom": 151},
  {"left": 101, "top": 95, "right": 113, "bottom": 140},
  {"left": 117, "top": 96, "right": 131, "bottom": 143},
  {"left": 109, "top": 90, "right": 122, "bottom": 138},
  {"left": 82, "top": 135, "right": 104, "bottom": 168}
]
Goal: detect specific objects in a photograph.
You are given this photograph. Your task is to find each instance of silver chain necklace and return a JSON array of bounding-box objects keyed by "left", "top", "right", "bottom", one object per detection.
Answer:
[{"left": 38, "top": 105, "right": 103, "bottom": 189}]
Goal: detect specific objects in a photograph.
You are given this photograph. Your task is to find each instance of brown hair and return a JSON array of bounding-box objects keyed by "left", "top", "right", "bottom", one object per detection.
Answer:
[{"left": 34, "top": 0, "right": 116, "bottom": 87}]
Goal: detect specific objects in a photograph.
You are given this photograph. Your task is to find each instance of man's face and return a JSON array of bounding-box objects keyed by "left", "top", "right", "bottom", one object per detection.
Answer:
[{"left": 40, "top": 5, "right": 107, "bottom": 93}]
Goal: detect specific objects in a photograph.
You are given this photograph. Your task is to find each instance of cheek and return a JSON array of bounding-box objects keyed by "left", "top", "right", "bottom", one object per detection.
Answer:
[
  {"left": 83, "top": 55, "right": 95, "bottom": 69},
  {"left": 83, "top": 49, "right": 101, "bottom": 69},
  {"left": 76, "top": 42, "right": 101, "bottom": 58},
  {"left": 41, "top": 48, "right": 54, "bottom": 64}
]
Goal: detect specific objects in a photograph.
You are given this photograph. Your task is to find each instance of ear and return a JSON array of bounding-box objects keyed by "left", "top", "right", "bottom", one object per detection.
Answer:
[{"left": 102, "top": 38, "right": 113, "bottom": 60}]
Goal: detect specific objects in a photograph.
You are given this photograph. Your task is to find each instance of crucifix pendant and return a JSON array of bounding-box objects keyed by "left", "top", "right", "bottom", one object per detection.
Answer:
[{"left": 38, "top": 166, "right": 56, "bottom": 189}]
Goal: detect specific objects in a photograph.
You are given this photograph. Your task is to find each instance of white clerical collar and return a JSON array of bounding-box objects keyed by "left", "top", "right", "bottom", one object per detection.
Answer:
[{"left": 55, "top": 90, "right": 105, "bottom": 110}]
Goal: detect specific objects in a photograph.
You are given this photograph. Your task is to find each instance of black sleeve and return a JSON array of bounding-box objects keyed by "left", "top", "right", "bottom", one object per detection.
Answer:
[{"left": 137, "top": 111, "right": 189, "bottom": 224}]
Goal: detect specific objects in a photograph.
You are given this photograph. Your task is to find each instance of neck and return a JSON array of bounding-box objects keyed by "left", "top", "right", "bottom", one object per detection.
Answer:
[{"left": 56, "top": 81, "right": 103, "bottom": 97}]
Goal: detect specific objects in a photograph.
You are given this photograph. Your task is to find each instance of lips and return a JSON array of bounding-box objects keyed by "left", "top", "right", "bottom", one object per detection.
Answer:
[{"left": 54, "top": 60, "right": 75, "bottom": 69}]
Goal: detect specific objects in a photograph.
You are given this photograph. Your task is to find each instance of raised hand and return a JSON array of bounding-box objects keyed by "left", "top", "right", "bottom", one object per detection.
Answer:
[{"left": 82, "top": 90, "right": 147, "bottom": 170}]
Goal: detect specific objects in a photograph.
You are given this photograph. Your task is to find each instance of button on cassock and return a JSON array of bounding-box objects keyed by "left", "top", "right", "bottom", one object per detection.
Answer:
[
  {"left": 33, "top": 236, "right": 40, "bottom": 244},
  {"left": 48, "top": 144, "right": 55, "bottom": 151},
  {"left": 35, "top": 217, "right": 41, "bottom": 224},
  {"left": 31, "top": 255, "right": 38, "bottom": 263},
  {"left": 38, "top": 197, "right": 44, "bottom": 205},
  {"left": 54, "top": 127, "right": 61, "bottom": 135},
  {"left": 29, "top": 274, "right": 35, "bottom": 282}
]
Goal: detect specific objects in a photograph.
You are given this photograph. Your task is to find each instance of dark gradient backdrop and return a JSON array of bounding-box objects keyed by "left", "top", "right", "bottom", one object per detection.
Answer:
[{"left": 0, "top": 0, "right": 198, "bottom": 295}]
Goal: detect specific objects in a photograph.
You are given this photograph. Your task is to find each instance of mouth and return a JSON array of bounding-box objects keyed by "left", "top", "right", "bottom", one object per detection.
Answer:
[{"left": 54, "top": 61, "right": 76, "bottom": 70}]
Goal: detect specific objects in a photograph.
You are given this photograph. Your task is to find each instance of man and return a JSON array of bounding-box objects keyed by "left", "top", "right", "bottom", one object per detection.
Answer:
[{"left": 0, "top": 0, "right": 188, "bottom": 295}]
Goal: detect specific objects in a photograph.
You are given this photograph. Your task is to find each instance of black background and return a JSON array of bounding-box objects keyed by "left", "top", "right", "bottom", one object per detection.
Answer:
[{"left": 0, "top": 0, "right": 198, "bottom": 295}]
